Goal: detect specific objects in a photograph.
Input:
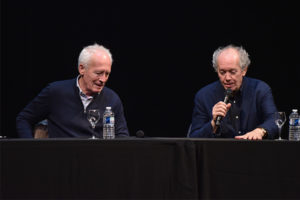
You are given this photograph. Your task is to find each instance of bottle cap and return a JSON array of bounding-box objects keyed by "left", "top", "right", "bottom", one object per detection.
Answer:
[
  {"left": 106, "top": 106, "right": 111, "bottom": 110},
  {"left": 292, "top": 109, "right": 298, "bottom": 113}
]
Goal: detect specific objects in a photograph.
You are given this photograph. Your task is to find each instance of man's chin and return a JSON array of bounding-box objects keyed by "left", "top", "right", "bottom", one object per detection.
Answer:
[
  {"left": 224, "top": 85, "right": 235, "bottom": 90},
  {"left": 96, "top": 86, "right": 104, "bottom": 92},
  {"left": 94, "top": 89, "right": 102, "bottom": 94}
]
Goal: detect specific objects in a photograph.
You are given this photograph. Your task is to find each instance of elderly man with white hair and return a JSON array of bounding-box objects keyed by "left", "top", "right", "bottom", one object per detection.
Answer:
[{"left": 17, "top": 43, "right": 129, "bottom": 138}]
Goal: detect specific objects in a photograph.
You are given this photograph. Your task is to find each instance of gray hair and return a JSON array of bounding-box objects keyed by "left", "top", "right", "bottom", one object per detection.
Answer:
[
  {"left": 78, "top": 43, "right": 113, "bottom": 68},
  {"left": 212, "top": 44, "right": 251, "bottom": 72}
]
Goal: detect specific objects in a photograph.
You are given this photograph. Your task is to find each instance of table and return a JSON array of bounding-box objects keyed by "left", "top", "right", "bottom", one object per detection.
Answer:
[{"left": 1, "top": 138, "right": 300, "bottom": 199}]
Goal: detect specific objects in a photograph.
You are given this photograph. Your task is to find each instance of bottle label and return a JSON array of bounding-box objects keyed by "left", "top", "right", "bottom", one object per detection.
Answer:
[
  {"left": 105, "top": 116, "right": 115, "bottom": 124},
  {"left": 289, "top": 118, "right": 299, "bottom": 125}
]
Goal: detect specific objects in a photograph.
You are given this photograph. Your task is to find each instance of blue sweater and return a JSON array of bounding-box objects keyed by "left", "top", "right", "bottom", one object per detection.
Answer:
[
  {"left": 190, "top": 77, "right": 278, "bottom": 139},
  {"left": 16, "top": 78, "right": 129, "bottom": 138}
]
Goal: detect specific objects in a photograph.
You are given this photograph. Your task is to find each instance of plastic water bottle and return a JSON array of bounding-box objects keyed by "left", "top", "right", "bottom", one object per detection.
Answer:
[
  {"left": 288, "top": 109, "right": 300, "bottom": 141},
  {"left": 103, "top": 107, "right": 115, "bottom": 139}
]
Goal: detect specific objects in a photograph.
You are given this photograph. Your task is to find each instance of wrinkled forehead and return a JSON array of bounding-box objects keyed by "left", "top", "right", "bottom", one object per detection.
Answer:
[{"left": 218, "top": 49, "right": 240, "bottom": 69}]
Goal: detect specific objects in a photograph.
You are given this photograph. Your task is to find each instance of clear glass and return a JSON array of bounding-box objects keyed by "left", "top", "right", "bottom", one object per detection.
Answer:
[
  {"left": 87, "top": 109, "right": 100, "bottom": 139},
  {"left": 274, "top": 111, "right": 286, "bottom": 140}
]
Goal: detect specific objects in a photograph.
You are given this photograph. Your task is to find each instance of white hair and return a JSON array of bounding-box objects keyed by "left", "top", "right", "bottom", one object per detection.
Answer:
[
  {"left": 78, "top": 43, "right": 113, "bottom": 68},
  {"left": 212, "top": 44, "right": 251, "bottom": 72}
]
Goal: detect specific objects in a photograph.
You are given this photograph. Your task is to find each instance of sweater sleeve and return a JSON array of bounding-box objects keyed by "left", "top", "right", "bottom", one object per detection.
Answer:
[
  {"left": 189, "top": 90, "right": 216, "bottom": 138},
  {"left": 113, "top": 95, "right": 130, "bottom": 137},
  {"left": 256, "top": 85, "right": 278, "bottom": 139},
  {"left": 16, "top": 85, "right": 51, "bottom": 138}
]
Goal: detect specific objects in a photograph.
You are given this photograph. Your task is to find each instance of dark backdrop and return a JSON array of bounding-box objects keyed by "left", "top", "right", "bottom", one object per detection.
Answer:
[{"left": 1, "top": 1, "right": 299, "bottom": 138}]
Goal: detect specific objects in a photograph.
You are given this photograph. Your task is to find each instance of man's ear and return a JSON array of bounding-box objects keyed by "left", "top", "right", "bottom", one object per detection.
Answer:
[
  {"left": 242, "top": 66, "right": 248, "bottom": 76},
  {"left": 78, "top": 64, "right": 85, "bottom": 76}
]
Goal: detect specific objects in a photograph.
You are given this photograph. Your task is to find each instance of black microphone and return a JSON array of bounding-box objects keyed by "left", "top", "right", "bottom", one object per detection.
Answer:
[
  {"left": 215, "top": 89, "right": 232, "bottom": 126},
  {"left": 136, "top": 130, "right": 145, "bottom": 138}
]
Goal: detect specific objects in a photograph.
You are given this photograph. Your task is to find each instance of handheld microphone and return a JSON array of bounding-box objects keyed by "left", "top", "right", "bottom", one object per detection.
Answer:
[
  {"left": 215, "top": 89, "right": 232, "bottom": 126},
  {"left": 136, "top": 130, "right": 145, "bottom": 138}
]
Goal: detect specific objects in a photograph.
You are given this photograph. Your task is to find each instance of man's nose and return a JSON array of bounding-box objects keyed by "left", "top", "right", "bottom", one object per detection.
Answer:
[
  {"left": 99, "top": 74, "right": 108, "bottom": 82},
  {"left": 224, "top": 73, "right": 232, "bottom": 80}
]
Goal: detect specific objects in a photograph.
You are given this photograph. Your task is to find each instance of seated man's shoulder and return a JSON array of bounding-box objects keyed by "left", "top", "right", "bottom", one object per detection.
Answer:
[
  {"left": 42, "top": 79, "right": 76, "bottom": 96},
  {"left": 49, "top": 78, "right": 75, "bottom": 88},
  {"left": 102, "top": 87, "right": 121, "bottom": 100},
  {"left": 246, "top": 77, "right": 271, "bottom": 90},
  {"left": 196, "top": 81, "right": 219, "bottom": 97},
  {"left": 103, "top": 86, "right": 117, "bottom": 95}
]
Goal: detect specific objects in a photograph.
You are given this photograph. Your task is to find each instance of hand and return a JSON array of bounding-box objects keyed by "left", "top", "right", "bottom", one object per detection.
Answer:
[
  {"left": 235, "top": 128, "right": 265, "bottom": 140},
  {"left": 211, "top": 101, "right": 231, "bottom": 132},
  {"left": 212, "top": 101, "right": 231, "bottom": 121},
  {"left": 33, "top": 125, "right": 48, "bottom": 138}
]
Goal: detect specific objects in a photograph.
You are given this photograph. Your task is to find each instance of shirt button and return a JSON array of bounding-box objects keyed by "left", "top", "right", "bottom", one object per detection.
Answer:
[
  {"left": 235, "top": 116, "right": 239, "bottom": 119},
  {"left": 238, "top": 131, "right": 241, "bottom": 134},
  {"left": 233, "top": 100, "right": 236, "bottom": 104}
]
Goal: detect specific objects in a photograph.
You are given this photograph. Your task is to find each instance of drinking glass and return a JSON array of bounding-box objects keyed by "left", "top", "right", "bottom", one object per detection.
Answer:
[
  {"left": 87, "top": 109, "right": 100, "bottom": 139},
  {"left": 274, "top": 111, "right": 286, "bottom": 140}
]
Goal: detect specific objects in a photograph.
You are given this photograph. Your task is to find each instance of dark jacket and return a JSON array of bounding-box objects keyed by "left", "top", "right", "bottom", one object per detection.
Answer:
[{"left": 190, "top": 77, "right": 278, "bottom": 139}]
